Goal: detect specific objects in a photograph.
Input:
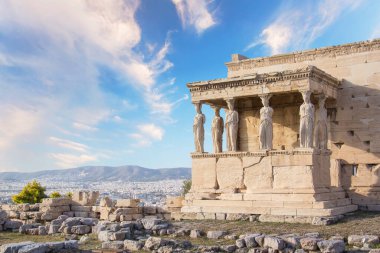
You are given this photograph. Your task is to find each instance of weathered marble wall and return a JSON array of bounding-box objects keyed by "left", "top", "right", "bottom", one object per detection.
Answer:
[
  {"left": 225, "top": 40, "right": 380, "bottom": 209},
  {"left": 227, "top": 40, "right": 380, "bottom": 165}
]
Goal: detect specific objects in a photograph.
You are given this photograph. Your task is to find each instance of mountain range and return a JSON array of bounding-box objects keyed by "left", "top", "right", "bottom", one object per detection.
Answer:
[{"left": 0, "top": 166, "right": 191, "bottom": 182}]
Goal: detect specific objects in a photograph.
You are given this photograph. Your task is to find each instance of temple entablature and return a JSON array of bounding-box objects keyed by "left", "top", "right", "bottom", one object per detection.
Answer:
[{"left": 187, "top": 66, "right": 340, "bottom": 105}]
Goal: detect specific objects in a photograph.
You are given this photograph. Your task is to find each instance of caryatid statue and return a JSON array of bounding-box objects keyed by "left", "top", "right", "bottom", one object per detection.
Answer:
[
  {"left": 299, "top": 91, "right": 315, "bottom": 148},
  {"left": 193, "top": 103, "right": 205, "bottom": 153},
  {"left": 211, "top": 106, "right": 224, "bottom": 153},
  {"left": 259, "top": 94, "right": 273, "bottom": 150},
  {"left": 225, "top": 99, "right": 239, "bottom": 152},
  {"left": 314, "top": 95, "right": 328, "bottom": 149}
]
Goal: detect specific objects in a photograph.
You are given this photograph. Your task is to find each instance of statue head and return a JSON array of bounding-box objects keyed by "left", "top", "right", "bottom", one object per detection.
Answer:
[
  {"left": 260, "top": 94, "right": 271, "bottom": 107},
  {"left": 213, "top": 106, "right": 220, "bottom": 116},
  {"left": 194, "top": 103, "right": 202, "bottom": 114},
  {"left": 226, "top": 99, "right": 235, "bottom": 111},
  {"left": 302, "top": 91, "right": 311, "bottom": 103},
  {"left": 318, "top": 95, "right": 326, "bottom": 107}
]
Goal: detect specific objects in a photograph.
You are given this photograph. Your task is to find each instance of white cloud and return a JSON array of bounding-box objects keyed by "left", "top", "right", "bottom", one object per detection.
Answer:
[
  {"left": 122, "top": 99, "right": 138, "bottom": 110},
  {"left": 112, "top": 115, "right": 123, "bottom": 123},
  {"left": 138, "top": 124, "right": 164, "bottom": 141},
  {"left": 0, "top": 0, "right": 184, "bottom": 171},
  {"left": 246, "top": 0, "right": 363, "bottom": 54},
  {"left": 0, "top": 106, "right": 41, "bottom": 150},
  {"left": 172, "top": 0, "right": 217, "bottom": 34},
  {"left": 49, "top": 137, "right": 89, "bottom": 153},
  {"left": 50, "top": 153, "right": 97, "bottom": 168},
  {"left": 130, "top": 123, "right": 164, "bottom": 147},
  {"left": 73, "top": 122, "right": 99, "bottom": 132}
]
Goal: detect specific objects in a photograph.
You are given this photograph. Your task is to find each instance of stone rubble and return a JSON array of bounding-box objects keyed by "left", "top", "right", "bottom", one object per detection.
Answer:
[
  {"left": 1, "top": 193, "right": 380, "bottom": 253},
  {"left": 0, "top": 240, "right": 79, "bottom": 253}
]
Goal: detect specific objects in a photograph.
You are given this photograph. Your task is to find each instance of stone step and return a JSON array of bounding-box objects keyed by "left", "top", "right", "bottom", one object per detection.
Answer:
[{"left": 181, "top": 203, "right": 358, "bottom": 217}]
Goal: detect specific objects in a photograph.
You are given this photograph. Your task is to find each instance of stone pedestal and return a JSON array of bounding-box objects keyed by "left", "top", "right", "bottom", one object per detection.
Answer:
[{"left": 182, "top": 150, "right": 357, "bottom": 222}]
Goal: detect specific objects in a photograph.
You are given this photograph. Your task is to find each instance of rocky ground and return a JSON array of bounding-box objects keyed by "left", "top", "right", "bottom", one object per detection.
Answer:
[
  {"left": 171, "top": 211, "right": 380, "bottom": 237},
  {"left": 1, "top": 211, "right": 380, "bottom": 252}
]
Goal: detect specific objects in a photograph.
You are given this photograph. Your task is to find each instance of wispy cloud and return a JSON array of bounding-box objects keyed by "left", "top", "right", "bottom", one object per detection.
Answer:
[
  {"left": 172, "top": 0, "right": 217, "bottom": 34},
  {"left": 49, "top": 137, "right": 89, "bottom": 153},
  {"left": 372, "top": 24, "right": 380, "bottom": 39},
  {"left": 50, "top": 153, "right": 97, "bottom": 168},
  {"left": 130, "top": 123, "right": 164, "bottom": 147},
  {"left": 246, "top": 0, "right": 363, "bottom": 54}
]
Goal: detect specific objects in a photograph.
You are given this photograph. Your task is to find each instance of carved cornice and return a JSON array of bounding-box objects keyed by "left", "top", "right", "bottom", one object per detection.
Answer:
[
  {"left": 191, "top": 149, "right": 332, "bottom": 159},
  {"left": 187, "top": 65, "right": 340, "bottom": 93},
  {"left": 226, "top": 39, "right": 380, "bottom": 71}
]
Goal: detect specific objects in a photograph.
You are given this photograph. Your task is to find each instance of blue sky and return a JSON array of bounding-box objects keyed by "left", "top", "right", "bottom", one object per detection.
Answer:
[{"left": 0, "top": 0, "right": 379, "bottom": 172}]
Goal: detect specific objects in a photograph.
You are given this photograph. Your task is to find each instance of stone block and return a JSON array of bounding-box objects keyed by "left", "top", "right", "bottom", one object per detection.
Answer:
[
  {"left": 72, "top": 191, "right": 99, "bottom": 206},
  {"left": 132, "top": 214, "right": 143, "bottom": 220},
  {"left": 215, "top": 213, "right": 226, "bottom": 220},
  {"left": 196, "top": 212, "right": 215, "bottom": 220},
  {"left": 273, "top": 166, "right": 314, "bottom": 189},
  {"left": 0, "top": 242, "right": 34, "bottom": 253},
  {"left": 40, "top": 205, "right": 70, "bottom": 213},
  {"left": 115, "top": 199, "right": 140, "bottom": 208},
  {"left": 119, "top": 215, "right": 132, "bottom": 221},
  {"left": 71, "top": 225, "right": 91, "bottom": 235},
  {"left": 244, "top": 156, "right": 273, "bottom": 192},
  {"left": 74, "top": 212, "right": 89, "bottom": 218},
  {"left": 348, "top": 235, "right": 379, "bottom": 247},
  {"left": 4, "top": 220, "right": 23, "bottom": 230},
  {"left": 100, "top": 208, "right": 112, "bottom": 220},
  {"left": 115, "top": 207, "right": 140, "bottom": 215},
  {"left": 216, "top": 157, "right": 244, "bottom": 191},
  {"left": 166, "top": 196, "right": 184, "bottom": 208},
  {"left": 99, "top": 197, "right": 113, "bottom": 207},
  {"left": 207, "top": 230, "right": 227, "bottom": 239},
  {"left": 264, "top": 236, "right": 286, "bottom": 250},
  {"left": 41, "top": 197, "right": 72, "bottom": 207},
  {"left": 71, "top": 206, "right": 92, "bottom": 212},
  {"left": 300, "top": 237, "right": 321, "bottom": 251},
  {"left": 192, "top": 157, "right": 218, "bottom": 190},
  {"left": 143, "top": 206, "right": 156, "bottom": 214},
  {"left": 124, "top": 240, "right": 144, "bottom": 251},
  {"left": 101, "top": 241, "right": 124, "bottom": 250},
  {"left": 317, "top": 240, "right": 345, "bottom": 253}
]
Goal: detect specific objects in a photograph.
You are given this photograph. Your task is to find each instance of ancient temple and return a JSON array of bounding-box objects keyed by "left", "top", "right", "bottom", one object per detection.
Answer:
[{"left": 182, "top": 39, "right": 380, "bottom": 222}]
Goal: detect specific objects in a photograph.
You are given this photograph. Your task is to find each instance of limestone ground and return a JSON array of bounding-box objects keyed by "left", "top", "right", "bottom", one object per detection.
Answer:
[
  {"left": 0, "top": 233, "right": 101, "bottom": 251},
  {"left": 1, "top": 211, "right": 380, "bottom": 251},
  {"left": 173, "top": 211, "right": 380, "bottom": 238}
]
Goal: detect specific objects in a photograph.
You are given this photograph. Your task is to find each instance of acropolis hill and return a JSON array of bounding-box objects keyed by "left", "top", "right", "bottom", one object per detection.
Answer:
[{"left": 181, "top": 39, "right": 380, "bottom": 223}]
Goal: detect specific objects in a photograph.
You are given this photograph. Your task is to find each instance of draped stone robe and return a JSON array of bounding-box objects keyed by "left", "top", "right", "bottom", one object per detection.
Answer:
[{"left": 193, "top": 113, "right": 205, "bottom": 152}]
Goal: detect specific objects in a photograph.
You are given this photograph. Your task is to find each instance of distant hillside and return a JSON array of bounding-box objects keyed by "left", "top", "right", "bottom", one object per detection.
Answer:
[{"left": 0, "top": 166, "right": 191, "bottom": 182}]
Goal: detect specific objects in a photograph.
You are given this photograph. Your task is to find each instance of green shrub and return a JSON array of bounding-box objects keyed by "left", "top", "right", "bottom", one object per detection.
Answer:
[
  {"left": 65, "top": 192, "right": 73, "bottom": 198},
  {"left": 182, "top": 179, "right": 192, "bottom": 196},
  {"left": 12, "top": 180, "right": 47, "bottom": 204},
  {"left": 49, "top": 191, "right": 61, "bottom": 198}
]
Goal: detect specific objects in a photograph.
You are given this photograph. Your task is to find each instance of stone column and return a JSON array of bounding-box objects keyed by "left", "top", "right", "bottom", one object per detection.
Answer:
[
  {"left": 211, "top": 106, "right": 224, "bottom": 153},
  {"left": 193, "top": 102, "right": 205, "bottom": 153},
  {"left": 259, "top": 94, "right": 273, "bottom": 150},
  {"left": 299, "top": 91, "right": 315, "bottom": 148},
  {"left": 314, "top": 94, "right": 328, "bottom": 149},
  {"left": 225, "top": 98, "right": 239, "bottom": 152}
]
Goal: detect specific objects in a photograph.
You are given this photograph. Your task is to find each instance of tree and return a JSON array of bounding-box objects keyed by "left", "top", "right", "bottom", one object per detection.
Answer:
[
  {"left": 12, "top": 180, "right": 47, "bottom": 204},
  {"left": 65, "top": 192, "right": 73, "bottom": 198},
  {"left": 49, "top": 191, "right": 61, "bottom": 198},
  {"left": 181, "top": 179, "right": 192, "bottom": 196}
]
